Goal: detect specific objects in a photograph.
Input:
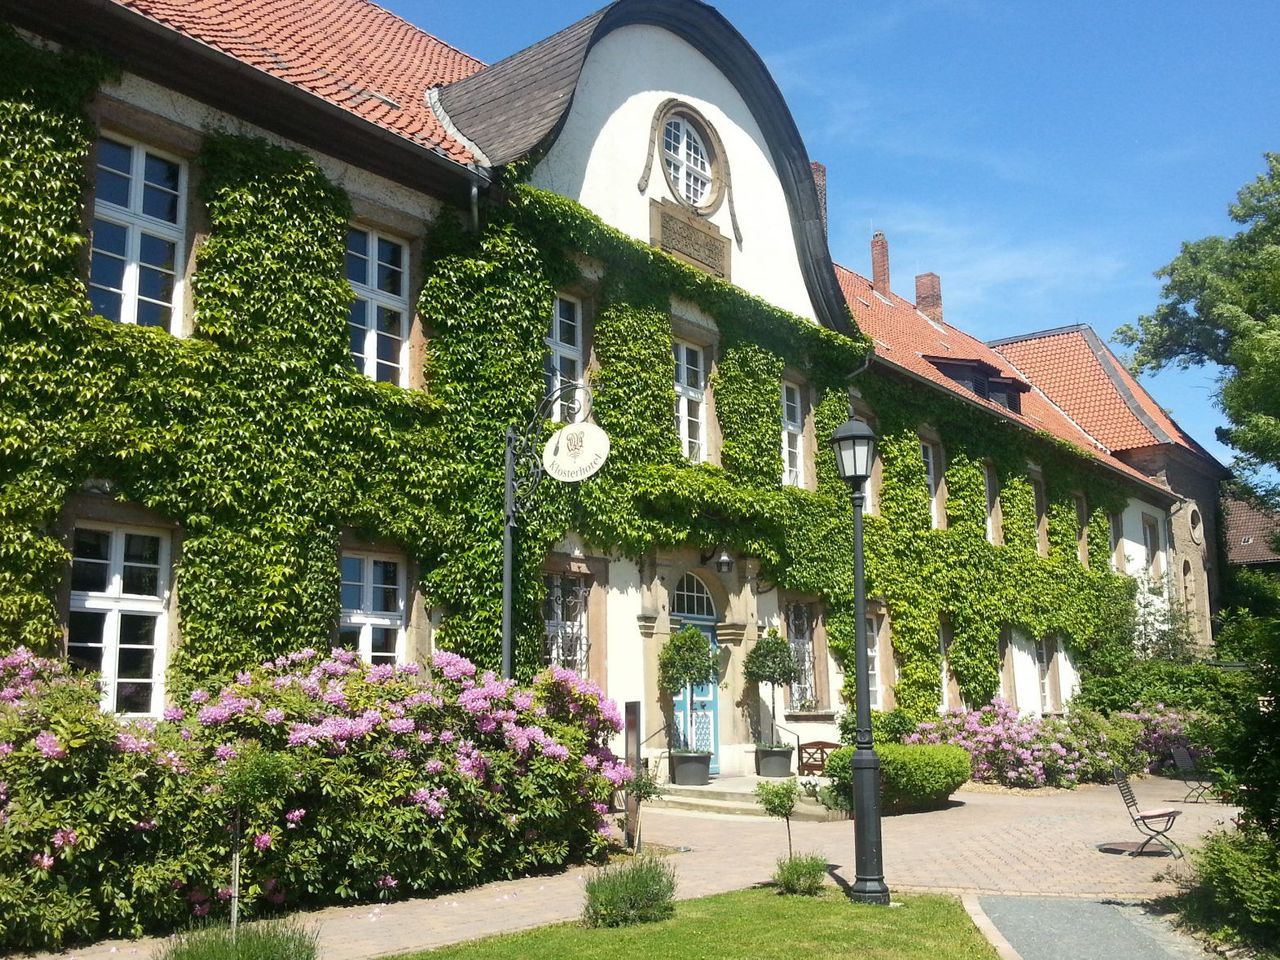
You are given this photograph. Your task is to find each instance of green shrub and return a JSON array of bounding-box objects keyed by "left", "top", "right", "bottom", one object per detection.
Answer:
[
  {"left": 0, "top": 647, "right": 628, "bottom": 951},
  {"left": 1184, "top": 829, "right": 1280, "bottom": 951},
  {"left": 1075, "top": 660, "right": 1254, "bottom": 719},
  {"left": 657, "top": 626, "right": 717, "bottom": 696},
  {"left": 840, "top": 708, "right": 917, "bottom": 745},
  {"left": 582, "top": 856, "right": 677, "bottom": 928},
  {"left": 153, "top": 921, "right": 318, "bottom": 960},
  {"left": 823, "top": 744, "right": 969, "bottom": 814},
  {"left": 772, "top": 854, "right": 827, "bottom": 896}
]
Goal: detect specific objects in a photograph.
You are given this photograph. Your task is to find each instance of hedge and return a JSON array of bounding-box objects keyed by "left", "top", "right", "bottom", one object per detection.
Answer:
[{"left": 823, "top": 743, "right": 970, "bottom": 815}]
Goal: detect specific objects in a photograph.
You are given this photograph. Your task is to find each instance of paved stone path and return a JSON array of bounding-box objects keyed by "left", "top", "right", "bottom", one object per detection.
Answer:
[
  {"left": 34, "top": 776, "right": 1233, "bottom": 960},
  {"left": 978, "top": 897, "right": 1213, "bottom": 960}
]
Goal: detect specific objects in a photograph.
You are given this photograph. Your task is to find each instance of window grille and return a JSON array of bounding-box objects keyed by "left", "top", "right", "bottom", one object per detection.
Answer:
[{"left": 346, "top": 227, "right": 409, "bottom": 385}]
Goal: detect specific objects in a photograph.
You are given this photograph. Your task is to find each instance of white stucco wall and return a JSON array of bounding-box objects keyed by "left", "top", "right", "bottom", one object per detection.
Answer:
[
  {"left": 530, "top": 24, "right": 818, "bottom": 323},
  {"left": 603, "top": 555, "right": 646, "bottom": 740}
]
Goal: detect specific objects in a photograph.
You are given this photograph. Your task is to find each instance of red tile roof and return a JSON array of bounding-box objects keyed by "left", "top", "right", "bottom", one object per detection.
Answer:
[
  {"left": 1224, "top": 498, "right": 1280, "bottom": 566},
  {"left": 110, "top": 0, "right": 485, "bottom": 163},
  {"left": 834, "top": 264, "right": 1170, "bottom": 493},
  {"left": 990, "top": 326, "right": 1214, "bottom": 462}
]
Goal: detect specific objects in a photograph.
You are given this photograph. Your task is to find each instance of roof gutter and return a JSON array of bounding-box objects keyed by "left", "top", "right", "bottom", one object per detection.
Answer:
[
  {"left": 868, "top": 355, "right": 1179, "bottom": 505},
  {"left": 7, "top": 0, "right": 492, "bottom": 203}
]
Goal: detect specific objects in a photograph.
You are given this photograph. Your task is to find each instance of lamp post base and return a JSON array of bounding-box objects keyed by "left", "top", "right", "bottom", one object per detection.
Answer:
[
  {"left": 849, "top": 878, "right": 891, "bottom": 905},
  {"left": 850, "top": 745, "right": 891, "bottom": 905}
]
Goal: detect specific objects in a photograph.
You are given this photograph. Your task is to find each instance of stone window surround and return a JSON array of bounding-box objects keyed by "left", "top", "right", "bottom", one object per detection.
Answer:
[
  {"left": 918, "top": 426, "right": 948, "bottom": 530},
  {"left": 780, "top": 592, "right": 832, "bottom": 716},
  {"left": 670, "top": 312, "right": 722, "bottom": 467},
  {"left": 983, "top": 460, "right": 1004, "bottom": 545},
  {"left": 1028, "top": 463, "right": 1049, "bottom": 557}
]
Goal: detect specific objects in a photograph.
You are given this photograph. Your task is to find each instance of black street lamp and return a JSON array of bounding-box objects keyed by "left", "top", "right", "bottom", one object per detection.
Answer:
[{"left": 829, "top": 416, "right": 891, "bottom": 905}]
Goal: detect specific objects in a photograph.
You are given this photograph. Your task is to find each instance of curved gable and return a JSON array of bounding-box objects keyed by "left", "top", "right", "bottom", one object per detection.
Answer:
[{"left": 437, "top": 0, "right": 851, "bottom": 333}]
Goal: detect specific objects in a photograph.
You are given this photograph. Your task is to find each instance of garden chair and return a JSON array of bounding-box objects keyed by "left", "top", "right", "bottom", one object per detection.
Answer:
[
  {"left": 798, "top": 741, "right": 840, "bottom": 776},
  {"left": 1113, "top": 768, "right": 1184, "bottom": 858},
  {"left": 1169, "top": 745, "right": 1213, "bottom": 803}
]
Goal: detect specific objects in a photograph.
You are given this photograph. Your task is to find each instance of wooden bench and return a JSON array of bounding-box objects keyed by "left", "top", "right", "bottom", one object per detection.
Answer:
[{"left": 798, "top": 740, "right": 841, "bottom": 776}]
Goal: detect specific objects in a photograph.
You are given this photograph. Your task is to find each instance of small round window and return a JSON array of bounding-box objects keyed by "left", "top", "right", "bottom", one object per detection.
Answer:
[
  {"left": 1189, "top": 507, "right": 1203, "bottom": 545},
  {"left": 663, "top": 115, "right": 712, "bottom": 206}
]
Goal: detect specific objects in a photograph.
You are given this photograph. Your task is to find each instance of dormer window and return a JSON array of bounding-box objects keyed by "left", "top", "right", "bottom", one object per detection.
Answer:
[{"left": 925, "top": 357, "right": 1027, "bottom": 413}]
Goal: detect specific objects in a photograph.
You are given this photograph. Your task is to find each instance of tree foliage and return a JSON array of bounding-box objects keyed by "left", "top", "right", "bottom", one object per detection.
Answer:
[{"left": 1117, "top": 153, "right": 1280, "bottom": 503}]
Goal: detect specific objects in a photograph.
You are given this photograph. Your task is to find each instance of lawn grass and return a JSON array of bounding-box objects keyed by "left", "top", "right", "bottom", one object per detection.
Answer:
[{"left": 395, "top": 888, "right": 998, "bottom": 960}]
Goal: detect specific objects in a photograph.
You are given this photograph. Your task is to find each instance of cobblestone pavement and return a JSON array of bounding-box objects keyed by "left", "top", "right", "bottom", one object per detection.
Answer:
[{"left": 34, "top": 776, "right": 1233, "bottom": 960}]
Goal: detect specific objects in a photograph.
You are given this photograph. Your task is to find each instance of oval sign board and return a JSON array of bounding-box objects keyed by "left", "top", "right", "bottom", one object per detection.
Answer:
[{"left": 542, "top": 422, "right": 610, "bottom": 483}]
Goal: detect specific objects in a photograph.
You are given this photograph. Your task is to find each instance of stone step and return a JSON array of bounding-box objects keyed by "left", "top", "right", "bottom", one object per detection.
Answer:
[{"left": 648, "top": 791, "right": 846, "bottom": 822}]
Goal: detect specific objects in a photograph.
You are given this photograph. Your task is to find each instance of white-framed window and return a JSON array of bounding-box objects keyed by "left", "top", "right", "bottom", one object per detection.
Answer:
[
  {"left": 781, "top": 381, "right": 804, "bottom": 487},
  {"left": 1141, "top": 513, "right": 1164, "bottom": 578},
  {"left": 983, "top": 461, "right": 1001, "bottom": 544},
  {"left": 546, "top": 294, "right": 585, "bottom": 423},
  {"left": 1109, "top": 512, "right": 1126, "bottom": 571},
  {"left": 673, "top": 339, "right": 707, "bottom": 462},
  {"left": 1035, "top": 636, "right": 1058, "bottom": 714},
  {"left": 921, "top": 439, "right": 945, "bottom": 528},
  {"left": 1074, "top": 493, "right": 1090, "bottom": 566},
  {"left": 786, "top": 602, "right": 817, "bottom": 710},
  {"left": 89, "top": 135, "right": 185, "bottom": 331},
  {"left": 1031, "top": 472, "right": 1049, "bottom": 556},
  {"left": 67, "top": 524, "right": 170, "bottom": 716},
  {"left": 542, "top": 573, "right": 589, "bottom": 676},
  {"left": 663, "top": 114, "right": 712, "bottom": 206},
  {"left": 864, "top": 610, "right": 884, "bottom": 711},
  {"left": 346, "top": 226, "right": 409, "bottom": 385},
  {"left": 339, "top": 552, "right": 406, "bottom": 665}
]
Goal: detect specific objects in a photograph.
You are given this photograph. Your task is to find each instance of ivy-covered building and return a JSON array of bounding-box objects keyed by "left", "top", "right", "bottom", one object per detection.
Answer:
[{"left": 2, "top": 0, "right": 1226, "bottom": 777}]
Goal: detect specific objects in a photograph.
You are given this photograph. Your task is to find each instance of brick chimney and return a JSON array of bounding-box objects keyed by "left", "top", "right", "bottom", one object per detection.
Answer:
[
  {"left": 810, "top": 161, "right": 827, "bottom": 234},
  {"left": 915, "top": 272, "right": 942, "bottom": 323},
  {"left": 871, "top": 231, "right": 890, "bottom": 295}
]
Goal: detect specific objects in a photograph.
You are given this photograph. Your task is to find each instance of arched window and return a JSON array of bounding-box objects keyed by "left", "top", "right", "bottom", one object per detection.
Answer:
[
  {"left": 663, "top": 115, "right": 712, "bottom": 206},
  {"left": 671, "top": 572, "right": 716, "bottom": 620}
]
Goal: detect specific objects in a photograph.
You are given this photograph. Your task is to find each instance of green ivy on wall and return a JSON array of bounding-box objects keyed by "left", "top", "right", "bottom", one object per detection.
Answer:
[{"left": 0, "top": 27, "right": 1139, "bottom": 718}]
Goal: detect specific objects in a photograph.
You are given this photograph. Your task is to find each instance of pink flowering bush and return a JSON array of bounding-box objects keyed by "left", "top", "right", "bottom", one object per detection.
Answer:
[
  {"left": 0, "top": 646, "right": 626, "bottom": 951},
  {"left": 903, "top": 699, "right": 1151, "bottom": 788},
  {"left": 1116, "top": 703, "right": 1205, "bottom": 772}
]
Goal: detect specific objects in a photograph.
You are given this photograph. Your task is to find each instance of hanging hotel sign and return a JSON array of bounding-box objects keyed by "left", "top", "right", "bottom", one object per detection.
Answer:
[{"left": 542, "top": 421, "right": 610, "bottom": 482}]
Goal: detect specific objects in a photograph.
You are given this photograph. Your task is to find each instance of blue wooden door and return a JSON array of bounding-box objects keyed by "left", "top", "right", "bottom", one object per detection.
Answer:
[{"left": 671, "top": 621, "right": 720, "bottom": 774}]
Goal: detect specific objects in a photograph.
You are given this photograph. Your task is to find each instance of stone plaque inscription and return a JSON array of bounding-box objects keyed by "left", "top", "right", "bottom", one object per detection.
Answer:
[{"left": 650, "top": 199, "right": 731, "bottom": 280}]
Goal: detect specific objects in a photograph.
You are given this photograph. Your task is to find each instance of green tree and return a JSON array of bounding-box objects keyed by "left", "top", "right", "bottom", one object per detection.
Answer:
[
  {"left": 743, "top": 628, "right": 799, "bottom": 746},
  {"left": 1116, "top": 153, "right": 1280, "bottom": 505}
]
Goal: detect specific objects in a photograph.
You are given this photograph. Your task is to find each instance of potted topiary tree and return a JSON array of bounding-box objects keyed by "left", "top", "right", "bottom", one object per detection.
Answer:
[
  {"left": 658, "top": 623, "right": 719, "bottom": 786},
  {"left": 743, "top": 628, "right": 799, "bottom": 777}
]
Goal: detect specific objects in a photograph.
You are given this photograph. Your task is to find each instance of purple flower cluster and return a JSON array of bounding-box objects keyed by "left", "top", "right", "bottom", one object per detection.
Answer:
[
  {"left": 1117, "top": 703, "right": 1203, "bottom": 771},
  {"left": 34, "top": 731, "right": 66, "bottom": 760},
  {"left": 905, "top": 700, "right": 1086, "bottom": 788}
]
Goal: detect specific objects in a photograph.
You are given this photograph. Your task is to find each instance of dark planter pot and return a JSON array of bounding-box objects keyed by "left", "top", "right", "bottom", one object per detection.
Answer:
[
  {"left": 756, "top": 746, "right": 794, "bottom": 778},
  {"left": 670, "top": 751, "right": 712, "bottom": 786}
]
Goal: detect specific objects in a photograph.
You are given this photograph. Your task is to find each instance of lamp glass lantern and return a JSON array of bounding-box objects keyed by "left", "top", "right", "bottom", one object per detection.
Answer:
[{"left": 830, "top": 418, "right": 877, "bottom": 485}]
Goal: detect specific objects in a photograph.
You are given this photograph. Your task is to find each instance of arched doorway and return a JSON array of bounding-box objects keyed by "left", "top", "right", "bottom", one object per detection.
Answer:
[{"left": 670, "top": 572, "right": 720, "bottom": 774}]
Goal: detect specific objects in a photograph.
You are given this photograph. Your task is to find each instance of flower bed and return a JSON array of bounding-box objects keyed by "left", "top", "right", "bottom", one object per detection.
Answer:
[
  {"left": 0, "top": 647, "right": 628, "bottom": 951},
  {"left": 902, "top": 699, "right": 1196, "bottom": 788}
]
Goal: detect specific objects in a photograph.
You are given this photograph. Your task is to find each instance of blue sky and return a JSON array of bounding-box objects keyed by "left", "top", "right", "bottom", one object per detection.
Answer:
[{"left": 386, "top": 0, "right": 1280, "bottom": 470}]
